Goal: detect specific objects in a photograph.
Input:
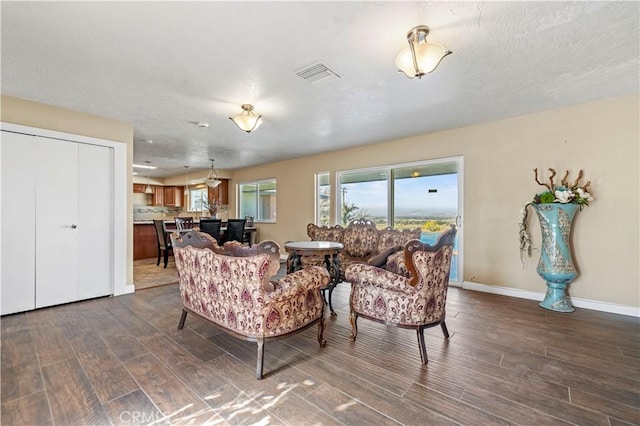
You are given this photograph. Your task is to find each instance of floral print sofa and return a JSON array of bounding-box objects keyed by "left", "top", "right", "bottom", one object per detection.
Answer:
[
  {"left": 171, "top": 231, "right": 330, "bottom": 379},
  {"left": 305, "top": 219, "right": 422, "bottom": 278}
]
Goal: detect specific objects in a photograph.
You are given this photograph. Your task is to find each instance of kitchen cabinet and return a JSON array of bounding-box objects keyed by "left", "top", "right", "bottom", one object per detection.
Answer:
[
  {"left": 164, "top": 186, "right": 184, "bottom": 207},
  {"left": 133, "top": 183, "right": 146, "bottom": 193},
  {"left": 134, "top": 223, "right": 158, "bottom": 259},
  {"left": 208, "top": 179, "right": 229, "bottom": 204},
  {"left": 152, "top": 185, "right": 164, "bottom": 206}
]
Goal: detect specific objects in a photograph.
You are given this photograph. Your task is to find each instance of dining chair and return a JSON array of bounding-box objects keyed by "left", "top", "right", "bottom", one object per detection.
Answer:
[
  {"left": 174, "top": 216, "right": 194, "bottom": 230},
  {"left": 199, "top": 218, "right": 222, "bottom": 244},
  {"left": 225, "top": 218, "right": 246, "bottom": 244},
  {"left": 153, "top": 219, "right": 172, "bottom": 268}
]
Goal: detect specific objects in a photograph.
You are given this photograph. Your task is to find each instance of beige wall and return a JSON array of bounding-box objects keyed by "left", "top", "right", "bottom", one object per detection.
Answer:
[
  {"left": 232, "top": 94, "right": 639, "bottom": 308},
  {"left": 1, "top": 95, "right": 135, "bottom": 284}
]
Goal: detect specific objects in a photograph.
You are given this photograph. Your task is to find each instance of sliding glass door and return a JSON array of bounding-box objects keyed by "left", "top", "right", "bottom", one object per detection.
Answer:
[
  {"left": 336, "top": 157, "right": 462, "bottom": 285},
  {"left": 337, "top": 169, "right": 388, "bottom": 227}
]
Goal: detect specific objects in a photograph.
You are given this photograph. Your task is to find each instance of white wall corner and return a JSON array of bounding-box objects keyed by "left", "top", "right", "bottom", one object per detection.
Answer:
[{"left": 461, "top": 280, "right": 640, "bottom": 318}]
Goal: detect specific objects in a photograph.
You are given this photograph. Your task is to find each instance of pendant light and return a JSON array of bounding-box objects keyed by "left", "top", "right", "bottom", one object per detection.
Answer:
[
  {"left": 144, "top": 161, "right": 153, "bottom": 194},
  {"left": 184, "top": 166, "right": 189, "bottom": 194},
  {"left": 205, "top": 158, "right": 221, "bottom": 188}
]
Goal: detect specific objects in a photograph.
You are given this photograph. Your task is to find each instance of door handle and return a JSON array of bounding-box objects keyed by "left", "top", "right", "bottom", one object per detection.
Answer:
[{"left": 71, "top": 224, "right": 77, "bottom": 229}]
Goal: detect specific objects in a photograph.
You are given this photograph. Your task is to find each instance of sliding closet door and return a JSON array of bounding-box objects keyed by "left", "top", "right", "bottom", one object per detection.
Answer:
[
  {"left": 1, "top": 132, "right": 38, "bottom": 314},
  {"left": 78, "top": 143, "right": 113, "bottom": 299},
  {"left": 35, "top": 138, "right": 80, "bottom": 308},
  {"left": 1, "top": 127, "right": 117, "bottom": 315}
]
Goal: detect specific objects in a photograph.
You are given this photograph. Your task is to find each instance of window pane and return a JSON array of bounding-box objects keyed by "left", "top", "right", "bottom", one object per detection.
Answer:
[
  {"left": 316, "top": 172, "right": 330, "bottom": 226},
  {"left": 257, "top": 182, "right": 276, "bottom": 221},
  {"left": 239, "top": 180, "right": 276, "bottom": 222},
  {"left": 189, "top": 188, "right": 207, "bottom": 212},
  {"left": 338, "top": 169, "right": 387, "bottom": 228},
  {"left": 240, "top": 184, "right": 257, "bottom": 218}
]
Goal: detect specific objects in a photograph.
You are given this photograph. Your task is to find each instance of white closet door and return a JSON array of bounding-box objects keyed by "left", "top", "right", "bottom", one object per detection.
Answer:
[
  {"left": 1, "top": 132, "right": 38, "bottom": 315},
  {"left": 78, "top": 143, "right": 113, "bottom": 299},
  {"left": 35, "top": 138, "right": 79, "bottom": 308}
]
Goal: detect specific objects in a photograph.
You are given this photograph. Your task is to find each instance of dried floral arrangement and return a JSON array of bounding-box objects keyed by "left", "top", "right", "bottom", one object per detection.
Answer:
[
  {"left": 203, "top": 197, "right": 219, "bottom": 216},
  {"left": 518, "top": 168, "right": 594, "bottom": 263}
]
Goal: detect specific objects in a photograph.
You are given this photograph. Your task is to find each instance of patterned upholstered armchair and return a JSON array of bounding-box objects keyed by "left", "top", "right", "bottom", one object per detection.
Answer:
[
  {"left": 171, "top": 231, "right": 330, "bottom": 379},
  {"left": 345, "top": 226, "right": 457, "bottom": 364}
]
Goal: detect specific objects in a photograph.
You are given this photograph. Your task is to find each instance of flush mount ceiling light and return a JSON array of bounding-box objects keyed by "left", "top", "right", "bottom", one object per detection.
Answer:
[
  {"left": 229, "top": 104, "right": 263, "bottom": 133},
  {"left": 395, "top": 25, "right": 452, "bottom": 79},
  {"left": 205, "top": 158, "right": 221, "bottom": 188}
]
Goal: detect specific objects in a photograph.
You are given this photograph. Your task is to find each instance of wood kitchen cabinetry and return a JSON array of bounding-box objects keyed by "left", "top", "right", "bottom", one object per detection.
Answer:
[
  {"left": 208, "top": 179, "right": 229, "bottom": 204},
  {"left": 134, "top": 223, "right": 158, "bottom": 260},
  {"left": 152, "top": 185, "right": 164, "bottom": 206},
  {"left": 133, "top": 183, "right": 146, "bottom": 193},
  {"left": 163, "top": 186, "right": 184, "bottom": 207}
]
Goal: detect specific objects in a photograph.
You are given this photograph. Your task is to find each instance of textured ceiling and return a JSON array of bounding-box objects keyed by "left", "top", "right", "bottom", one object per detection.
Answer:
[{"left": 2, "top": 1, "right": 638, "bottom": 178}]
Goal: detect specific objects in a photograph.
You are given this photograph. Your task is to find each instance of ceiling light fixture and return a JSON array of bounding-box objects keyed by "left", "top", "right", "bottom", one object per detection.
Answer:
[
  {"left": 184, "top": 166, "right": 189, "bottom": 194},
  {"left": 133, "top": 163, "right": 158, "bottom": 169},
  {"left": 144, "top": 161, "right": 153, "bottom": 194},
  {"left": 205, "top": 158, "right": 221, "bottom": 188},
  {"left": 395, "top": 25, "right": 452, "bottom": 79},
  {"left": 229, "top": 104, "right": 263, "bottom": 133}
]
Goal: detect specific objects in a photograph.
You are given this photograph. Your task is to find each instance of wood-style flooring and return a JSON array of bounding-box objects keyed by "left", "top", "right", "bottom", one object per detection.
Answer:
[
  {"left": 1, "top": 276, "right": 638, "bottom": 425},
  {"left": 133, "top": 258, "right": 179, "bottom": 291}
]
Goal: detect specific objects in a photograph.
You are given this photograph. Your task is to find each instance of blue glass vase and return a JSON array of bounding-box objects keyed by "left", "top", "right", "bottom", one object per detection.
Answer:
[{"left": 532, "top": 203, "right": 580, "bottom": 312}]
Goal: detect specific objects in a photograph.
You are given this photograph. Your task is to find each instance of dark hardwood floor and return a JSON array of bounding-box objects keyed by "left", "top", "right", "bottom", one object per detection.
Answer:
[{"left": 1, "top": 275, "right": 638, "bottom": 425}]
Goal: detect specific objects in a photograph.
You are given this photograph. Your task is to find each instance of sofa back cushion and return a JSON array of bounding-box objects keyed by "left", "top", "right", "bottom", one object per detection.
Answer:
[
  {"left": 307, "top": 223, "right": 344, "bottom": 243},
  {"left": 376, "top": 227, "right": 422, "bottom": 253},
  {"left": 342, "top": 222, "right": 379, "bottom": 258}
]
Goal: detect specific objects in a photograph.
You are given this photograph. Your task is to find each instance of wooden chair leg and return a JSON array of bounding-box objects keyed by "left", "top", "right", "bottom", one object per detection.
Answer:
[
  {"left": 177, "top": 309, "right": 188, "bottom": 330},
  {"left": 157, "top": 246, "right": 161, "bottom": 266},
  {"left": 317, "top": 318, "right": 327, "bottom": 347},
  {"left": 349, "top": 312, "right": 358, "bottom": 341},
  {"left": 163, "top": 249, "right": 169, "bottom": 268},
  {"left": 417, "top": 327, "right": 428, "bottom": 364},
  {"left": 441, "top": 321, "right": 450, "bottom": 339},
  {"left": 256, "top": 338, "right": 265, "bottom": 380}
]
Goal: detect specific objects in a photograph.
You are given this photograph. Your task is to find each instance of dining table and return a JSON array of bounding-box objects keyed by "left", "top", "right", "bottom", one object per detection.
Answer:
[{"left": 163, "top": 220, "right": 257, "bottom": 246}]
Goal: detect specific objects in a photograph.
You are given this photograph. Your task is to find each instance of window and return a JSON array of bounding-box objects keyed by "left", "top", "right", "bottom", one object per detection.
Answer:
[
  {"left": 189, "top": 188, "right": 208, "bottom": 212},
  {"left": 316, "top": 172, "right": 330, "bottom": 226},
  {"left": 337, "top": 168, "right": 388, "bottom": 228},
  {"left": 239, "top": 178, "right": 276, "bottom": 222},
  {"left": 336, "top": 157, "right": 463, "bottom": 284}
]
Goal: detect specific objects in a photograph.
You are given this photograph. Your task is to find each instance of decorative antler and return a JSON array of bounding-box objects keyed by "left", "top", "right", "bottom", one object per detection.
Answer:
[
  {"left": 560, "top": 170, "right": 569, "bottom": 187},
  {"left": 582, "top": 181, "right": 591, "bottom": 192},
  {"left": 571, "top": 170, "right": 583, "bottom": 189},
  {"left": 548, "top": 168, "right": 556, "bottom": 191},
  {"left": 533, "top": 168, "right": 553, "bottom": 191}
]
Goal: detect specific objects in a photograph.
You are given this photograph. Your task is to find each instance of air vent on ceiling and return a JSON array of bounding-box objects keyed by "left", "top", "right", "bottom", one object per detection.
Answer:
[{"left": 296, "top": 62, "right": 341, "bottom": 85}]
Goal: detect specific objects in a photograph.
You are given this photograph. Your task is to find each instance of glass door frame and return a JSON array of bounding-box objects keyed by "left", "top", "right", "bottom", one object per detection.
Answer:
[{"left": 335, "top": 156, "right": 463, "bottom": 286}]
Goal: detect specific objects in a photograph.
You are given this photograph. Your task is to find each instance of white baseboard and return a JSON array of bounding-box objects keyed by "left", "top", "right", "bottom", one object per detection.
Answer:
[{"left": 461, "top": 280, "right": 640, "bottom": 317}]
